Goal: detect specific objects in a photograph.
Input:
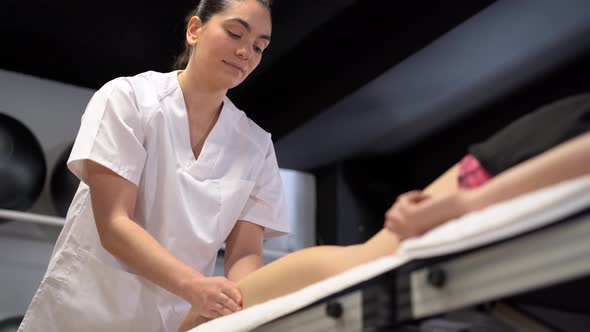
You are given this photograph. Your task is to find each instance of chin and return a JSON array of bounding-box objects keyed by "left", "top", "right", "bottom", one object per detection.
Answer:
[
  {"left": 229, "top": 81, "right": 245, "bottom": 89},
  {"left": 226, "top": 77, "right": 247, "bottom": 89},
  {"left": 214, "top": 69, "right": 243, "bottom": 88}
]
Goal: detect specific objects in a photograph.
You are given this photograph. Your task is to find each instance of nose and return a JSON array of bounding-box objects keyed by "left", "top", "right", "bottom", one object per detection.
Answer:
[{"left": 235, "top": 45, "right": 251, "bottom": 60}]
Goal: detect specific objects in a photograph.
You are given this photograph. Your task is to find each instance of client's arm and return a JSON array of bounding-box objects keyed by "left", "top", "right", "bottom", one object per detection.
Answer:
[
  {"left": 423, "top": 163, "right": 459, "bottom": 196},
  {"left": 463, "top": 131, "right": 590, "bottom": 211},
  {"left": 385, "top": 132, "right": 590, "bottom": 239}
]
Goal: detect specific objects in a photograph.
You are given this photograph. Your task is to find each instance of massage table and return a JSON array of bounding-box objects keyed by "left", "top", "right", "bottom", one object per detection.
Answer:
[{"left": 191, "top": 175, "right": 590, "bottom": 332}]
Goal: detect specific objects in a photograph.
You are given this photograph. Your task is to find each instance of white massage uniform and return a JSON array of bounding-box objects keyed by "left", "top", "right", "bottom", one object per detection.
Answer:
[{"left": 18, "top": 70, "right": 289, "bottom": 332}]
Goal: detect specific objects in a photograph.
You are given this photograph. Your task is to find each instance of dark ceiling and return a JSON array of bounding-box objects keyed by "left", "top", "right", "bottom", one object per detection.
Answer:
[{"left": 1, "top": 0, "right": 496, "bottom": 139}]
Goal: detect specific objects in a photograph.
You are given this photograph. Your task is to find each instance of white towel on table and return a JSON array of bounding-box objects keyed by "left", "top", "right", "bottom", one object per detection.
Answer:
[{"left": 190, "top": 175, "right": 590, "bottom": 332}]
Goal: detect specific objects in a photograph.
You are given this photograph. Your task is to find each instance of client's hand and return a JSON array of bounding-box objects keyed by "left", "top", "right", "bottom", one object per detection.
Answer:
[{"left": 384, "top": 190, "right": 470, "bottom": 240}]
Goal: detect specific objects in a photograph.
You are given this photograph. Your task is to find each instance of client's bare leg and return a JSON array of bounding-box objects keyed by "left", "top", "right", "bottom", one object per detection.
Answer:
[
  {"left": 238, "top": 228, "right": 400, "bottom": 308},
  {"left": 176, "top": 229, "right": 400, "bottom": 331}
]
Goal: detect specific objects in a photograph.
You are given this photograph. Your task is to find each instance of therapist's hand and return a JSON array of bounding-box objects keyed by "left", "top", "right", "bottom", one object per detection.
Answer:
[
  {"left": 188, "top": 276, "right": 242, "bottom": 319},
  {"left": 176, "top": 307, "right": 210, "bottom": 332},
  {"left": 384, "top": 190, "right": 469, "bottom": 240}
]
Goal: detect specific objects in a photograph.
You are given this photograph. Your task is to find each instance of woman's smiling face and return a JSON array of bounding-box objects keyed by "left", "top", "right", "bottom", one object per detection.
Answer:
[{"left": 187, "top": 0, "right": 272, "bottom": 90}]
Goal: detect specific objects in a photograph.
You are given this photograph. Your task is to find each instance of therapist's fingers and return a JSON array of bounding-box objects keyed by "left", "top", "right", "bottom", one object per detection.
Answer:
[
  {"left": 176, "top": 309, "right": 211, "bottom": 332},
  {"left": 190, "top": 277, "right": 242, "bottom": 319},
  {"left": 201, "top": 303, "right": 226, "bottom": 319},
  {"left": 209, "top": 278, "right": 241, "bottom": 314},
  {"left": 214, "top": 302, "right": 234, "bottom": 317},
  {"left": 205, "top": 296, "right": 237, "bottom": 318},
  {"left": 222, "top": 284, "right": 242, "bottom": 306},
  {"left": 222, "top": 296, "right": 242, "bottom": 312},
  {"left": 218, "top": 292, "right": 241, "bottom": 312}
]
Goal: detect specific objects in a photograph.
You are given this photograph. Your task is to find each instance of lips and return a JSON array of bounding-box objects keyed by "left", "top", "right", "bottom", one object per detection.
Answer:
[{"left": 223, "top": 60, "right": 246, "bottom": 74}]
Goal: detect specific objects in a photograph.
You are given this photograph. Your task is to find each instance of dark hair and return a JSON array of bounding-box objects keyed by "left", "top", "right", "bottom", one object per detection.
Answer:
[{"left": 173, "top": 0, "right": 272, "bottom": 70}]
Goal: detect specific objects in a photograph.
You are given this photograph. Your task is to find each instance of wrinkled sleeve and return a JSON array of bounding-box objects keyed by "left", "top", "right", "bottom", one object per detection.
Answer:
[{"left": 67, "top": 78, "right": 147, "bottom": 186}]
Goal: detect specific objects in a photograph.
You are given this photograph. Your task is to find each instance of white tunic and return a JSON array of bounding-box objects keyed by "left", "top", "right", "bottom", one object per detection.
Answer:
[{"left": 18, "top": 70, "right": 289, "bottom": 331}]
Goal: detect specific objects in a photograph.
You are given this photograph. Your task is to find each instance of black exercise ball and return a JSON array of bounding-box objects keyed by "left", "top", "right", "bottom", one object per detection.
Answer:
[
  {"left": 50, "top": 143, "right": 79, "bottom": 217},
  {"left": 0, "top": 113, "right": 46, "bottom": 211}
]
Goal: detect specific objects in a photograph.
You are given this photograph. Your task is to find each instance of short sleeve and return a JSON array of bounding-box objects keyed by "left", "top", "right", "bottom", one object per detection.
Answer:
[
  {"left": 239, "top": 139, "right": 290, "bottom": 239},
  {"left": 67, "top": 78, "right": 147, "bottom": 186}
]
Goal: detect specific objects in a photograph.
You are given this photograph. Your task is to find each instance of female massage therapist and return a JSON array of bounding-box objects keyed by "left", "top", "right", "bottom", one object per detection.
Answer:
[{"left": 18, "top": 0, "right": 288, "bottom": 331}]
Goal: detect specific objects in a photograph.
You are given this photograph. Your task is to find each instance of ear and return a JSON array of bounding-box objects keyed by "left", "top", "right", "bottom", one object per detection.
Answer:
[{"left": 186, "top": 16, "right": 203, "bottom": 46}]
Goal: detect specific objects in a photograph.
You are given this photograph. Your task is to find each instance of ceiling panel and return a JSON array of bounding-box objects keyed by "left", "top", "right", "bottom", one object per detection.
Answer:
[{"left": 0, "top": 0, "right": 495, "bottom": 137}]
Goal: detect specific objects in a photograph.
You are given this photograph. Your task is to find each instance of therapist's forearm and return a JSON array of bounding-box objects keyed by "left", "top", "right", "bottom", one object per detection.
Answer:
[
  {"left": 466, "top": 132, "right": 590, "bottom": 212},
  {"left": 99, "top": 216, "right": 204, "bottom": 304},
  {"left": 225, "top": 254, "right": 263, "bottom": 282}
]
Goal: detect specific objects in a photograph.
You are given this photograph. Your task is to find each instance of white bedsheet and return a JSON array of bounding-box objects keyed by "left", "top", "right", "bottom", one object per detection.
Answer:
[{"left": 191, "top": 175, "right": 590, "bottom": 332}]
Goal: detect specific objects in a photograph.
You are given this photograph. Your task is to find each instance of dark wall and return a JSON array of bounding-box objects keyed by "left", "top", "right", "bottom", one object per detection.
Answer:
[
  {"left": 315, "top": 53, "right": 590, "bottom": 245},
  {"left": 230, "top": 0, "right": 496, "bottom": 139},
  {"left": 275, "top": 0, "right": 590, "bottom": 171}
]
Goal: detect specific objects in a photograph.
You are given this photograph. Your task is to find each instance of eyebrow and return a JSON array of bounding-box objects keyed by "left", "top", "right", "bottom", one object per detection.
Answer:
[{"left": 224, "top": 17, "right": 271, "bottom": 41}]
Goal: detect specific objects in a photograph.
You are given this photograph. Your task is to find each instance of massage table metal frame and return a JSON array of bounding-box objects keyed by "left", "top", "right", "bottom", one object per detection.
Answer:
[{"left": 254, "top": 207, "right": 590, "bottom": 331}]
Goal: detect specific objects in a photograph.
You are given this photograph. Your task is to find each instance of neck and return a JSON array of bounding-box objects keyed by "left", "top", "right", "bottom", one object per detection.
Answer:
[{"left": 177, "top": 66, "right": 227, "bottom": 117}]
